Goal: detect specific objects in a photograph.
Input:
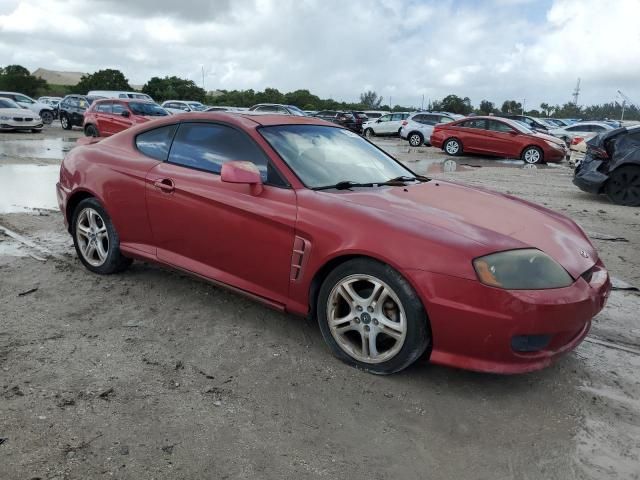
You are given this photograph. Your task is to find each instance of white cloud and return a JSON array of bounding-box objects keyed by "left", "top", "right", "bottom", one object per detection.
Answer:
[{"left": 0, "top": 0, "right": 638, "bottom": 108}]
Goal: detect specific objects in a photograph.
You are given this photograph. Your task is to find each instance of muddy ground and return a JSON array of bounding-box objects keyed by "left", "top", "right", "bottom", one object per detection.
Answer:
[{"left": 1, "top": 124, "right": 639, "bottom": 479}]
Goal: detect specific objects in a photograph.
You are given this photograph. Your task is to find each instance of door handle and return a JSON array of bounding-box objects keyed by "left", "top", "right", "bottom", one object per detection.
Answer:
[{"left": 153, "top": 178, "right": 175, "bottom": 192}]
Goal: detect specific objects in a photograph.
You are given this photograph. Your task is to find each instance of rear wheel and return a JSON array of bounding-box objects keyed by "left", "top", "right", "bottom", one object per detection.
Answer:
[
  {"left": 72, "top": 198, "right": 132, "bottom": 274},
  {"left": 605, "top": 166, "right": 640, "bottom": 206},
  {"left": 85, "top": 124, "right": 99, "bottom": 137},
  {"left": 522, "top": 146, "right": 543, "bottom": 164},
  {"left": 60, "top": 114, "right": 71, "bottom": 130},
  {"left": 317, "top": 258, "right": 430, "bottom": 375},
  {"left": 408, "top": 132, "right": 424, "bottom": 147},
  {"left": 444, "top": 138, "right": 462, "bottom": 156}
]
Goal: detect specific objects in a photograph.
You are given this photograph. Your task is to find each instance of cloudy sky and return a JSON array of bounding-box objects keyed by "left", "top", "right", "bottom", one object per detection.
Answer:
[{"left": 1, "top": 0, "right": 639, "bottom": 108}]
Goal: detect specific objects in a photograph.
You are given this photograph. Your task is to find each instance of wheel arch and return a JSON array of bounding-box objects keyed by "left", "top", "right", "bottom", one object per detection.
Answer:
[
  {"left": 65, "top": 189, "right": 98, "bottom": 233},
  {"left": 520, "top": 144, "right": 544, "bottom": 161}
]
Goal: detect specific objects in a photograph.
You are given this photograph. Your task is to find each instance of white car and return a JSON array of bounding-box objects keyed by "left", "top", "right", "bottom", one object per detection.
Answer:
[
  {"left": 0, "top": 97, "right": 43, "bottom": 132},
  {"left": 38, "top": 96, "right": 62, "bottom": 107},
  {"left": 0, "top": 91, "right": 56, "bottom": 125},
  {"left": 362, "top": 110, "right": 388, "bottom": 121},
  {"left": 87, "top": 90, "right": 154, "bottom": 102},
  {"left": 362, "top": 112, "right": 410, "bottom": 137},
  {"left": 400, "top": 112, "right": 463, "bottom": 146},
  {"left": 548, "top": 121, "right": 614, "bottom": 144},
  {"left": 161, "top": 100, "right": 208, "bottom": 114}
]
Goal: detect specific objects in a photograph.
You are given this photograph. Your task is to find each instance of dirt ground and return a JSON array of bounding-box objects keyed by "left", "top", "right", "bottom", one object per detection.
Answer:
[{"left": 1, "top": 125, "right": 639, "bottom": 479}]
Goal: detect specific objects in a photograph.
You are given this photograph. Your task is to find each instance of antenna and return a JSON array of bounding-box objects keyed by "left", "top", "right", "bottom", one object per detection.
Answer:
[{"left": 572, "top": 78, "right": 581, "bottom": 105}]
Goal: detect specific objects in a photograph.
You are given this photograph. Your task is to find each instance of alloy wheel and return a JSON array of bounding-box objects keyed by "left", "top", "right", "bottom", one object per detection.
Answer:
[
  {"left": 409, "top": 133, "right": 422, "bottom": 147},
  {"left": 326, "top": 274, "right": 407, "bottom": 364},
  {"left": 75, "top": 208, "right": 109, "bottom": 267},
  {"left": 41, "top": 111, "right": 53, "bottom": 125},
  {"left": 445, "top": 140, "right": 460, "bottom": 155},
  {"left": 61, "top": 116, "right": 69, "bottom": 129},
  {"left": 523, "top": 148, "right": 541, "bottom": 164},
  {"left": 606, "top": 167, "right": 640, "bottom": 206}
]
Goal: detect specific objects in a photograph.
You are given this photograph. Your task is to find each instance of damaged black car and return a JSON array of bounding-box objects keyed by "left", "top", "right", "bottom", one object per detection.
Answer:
[{"left": 573, "top": 126, "right": 640, "bottom": 206}]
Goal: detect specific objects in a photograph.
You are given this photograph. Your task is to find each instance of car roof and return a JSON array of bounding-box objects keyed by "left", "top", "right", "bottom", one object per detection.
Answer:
[{"left": 93, "top": 98, "right": 155, "bottom": 104}]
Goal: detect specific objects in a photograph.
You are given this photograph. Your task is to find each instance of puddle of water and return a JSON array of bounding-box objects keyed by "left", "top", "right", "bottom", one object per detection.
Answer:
[
  {"left": 0, "top": 164, "right": 60, "bottom": 213},
  {"left": 0, "top": 138, "right": 76, "bottom": 160},
  {"left": 0, "top": 239, "right": 28, "bottom": 257}
]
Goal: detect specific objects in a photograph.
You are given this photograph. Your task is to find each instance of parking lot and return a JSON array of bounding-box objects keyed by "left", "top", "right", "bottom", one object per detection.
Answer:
[{"left": 1, "top": 125, "right": 639, "bottom": 479}]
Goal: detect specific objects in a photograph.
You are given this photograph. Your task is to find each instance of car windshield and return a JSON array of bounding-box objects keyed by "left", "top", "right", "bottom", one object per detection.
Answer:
[
  {"left": 0, "top": 98, "right": 20, "bottom": 109},
  {"left": 509, "top": 120, "right": 534, "bottom": 134},
  {"left": 260, "top": 125, "right": 415, "bottom": 189},
  {"left": 188, "top": 102, "right": 206, "bottom": 111},
  {"left": 129, "top": 102, "right": 168, "bottom": 116},
  {"left": 286, "top": 105, "right": 307, "bottom": 116}
]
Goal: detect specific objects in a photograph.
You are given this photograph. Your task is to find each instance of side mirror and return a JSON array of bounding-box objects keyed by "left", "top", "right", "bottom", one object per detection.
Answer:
[
  {"left": 376, "top": 119, "right": 381, "bottom": 123},
  {"left": 221, "top": 161, "right": 263, "bottom": 195},
  {"left": 121, "top": 110, "right": 130, "bottom": 118}
]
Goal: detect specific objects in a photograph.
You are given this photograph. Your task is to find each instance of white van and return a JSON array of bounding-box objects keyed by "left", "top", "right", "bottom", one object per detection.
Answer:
[{"left": 87, "top": 90, "right": 153, "bottom": 102}]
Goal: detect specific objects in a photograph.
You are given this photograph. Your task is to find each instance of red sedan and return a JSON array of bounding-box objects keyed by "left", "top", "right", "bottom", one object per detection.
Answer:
[
  {"left": 83, "top": 98, "right": 168, "bottom": 137},
  {"left": 56, "top": 113, "right": 610, "bottom": 374},
  {"left": 430, "top": 116, "right": 567, "bottom": 164}
]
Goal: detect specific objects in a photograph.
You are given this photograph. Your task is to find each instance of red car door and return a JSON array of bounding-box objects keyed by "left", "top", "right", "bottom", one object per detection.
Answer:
[
  {"left": 484, "top": 119, "right": 522, "bottom": 157},
  {"left": 456, "top": 118, "right": 488, "bottom": 153},
  {"left": 145, "top": 122, "right": 297, "bottom": 305},
  {"left": 110, "top": 102, "right": 134, "bottom": 135},
  {"left": 92, "top": 101, "right": 113, "bottom": 136}
]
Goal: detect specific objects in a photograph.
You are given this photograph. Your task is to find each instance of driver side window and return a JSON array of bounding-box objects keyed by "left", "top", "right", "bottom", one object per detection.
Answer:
[
  {"left": 168, "top": 123, "right": 286, "bottom": 186},
  {"left": 379, "top": 115, "right": 391, "bottom": 122}
]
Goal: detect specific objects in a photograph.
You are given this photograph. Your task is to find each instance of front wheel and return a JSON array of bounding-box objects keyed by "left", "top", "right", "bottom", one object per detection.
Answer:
[
  {"left": 364, "top": 128, "right": 374, "bottom": 138},
  {"left": 522, "top": 146, "right": 543, "bottom": 164},
  {"left": 444, "top": 138, "right": 462, "bottom": 156},
  {"left": 605, "top": 166, "right": 640, "bottom": 206},
  {"left": 72, "top": 198, "right": 132, "bottom": 274},
  {"left": 408, "top": 132, "right": 424, "bottom": 147},
  {"left": 40, "top": 110, "right": 54, "bottom": 125},
  {"left": 60, "top": 114, "right": 71, "bottom": 130},
  {"left": 317, "top": 258, "right": 430, "bottom": 375}
]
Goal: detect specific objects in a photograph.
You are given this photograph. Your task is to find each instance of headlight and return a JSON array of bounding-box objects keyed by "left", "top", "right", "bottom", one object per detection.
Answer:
[
  {"left": 545, "top": 140, "right": 563, "bottom": 149},
  {"left": 473, "top": 249, "right": 573, "bottom": 289},
  {"left": 0, "top": 116, "right": 9, "bottom": 120}
]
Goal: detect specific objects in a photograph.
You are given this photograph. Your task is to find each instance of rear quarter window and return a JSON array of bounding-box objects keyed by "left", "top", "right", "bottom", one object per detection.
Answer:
[{"left": 135, "top": 125, "right": 178, "bottom": 161}]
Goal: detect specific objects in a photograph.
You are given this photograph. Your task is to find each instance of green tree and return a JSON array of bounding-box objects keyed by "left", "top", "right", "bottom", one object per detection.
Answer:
[
  {"left": 359, "top": 90, "right": 383, "bottom": 109},
  {"left": 501, "top": 100, "right": 522, "bottom": 114},
  {"left": 539, "top": 102, "right": 553, "bottom": 116},
  {"left": 75, "top": 69, "right": 131, "bottom": 93},
  {"left": 0, "top": 65, "right": 47, "bottom": 97},
  {"left": 284, "top": 89, "right": 321, "bottom": 109},
  {"left": 477, "top": 100, "right": 495, "bottom": 115},
  {"left": 142, "top": 76, "right": 206, "bottom": 102},
  {"left": 438, "top": 94, "right": 472, "bottom": 114}
]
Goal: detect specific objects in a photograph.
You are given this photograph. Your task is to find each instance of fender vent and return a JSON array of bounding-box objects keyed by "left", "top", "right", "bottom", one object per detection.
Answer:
[{"left": 290, "top": 236, "right": 311, "bottom": 281}]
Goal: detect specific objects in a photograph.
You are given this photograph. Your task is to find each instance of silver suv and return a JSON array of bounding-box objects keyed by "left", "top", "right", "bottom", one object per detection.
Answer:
[{"left": 400, "top": 112, "right": 462, "bottom": 146}]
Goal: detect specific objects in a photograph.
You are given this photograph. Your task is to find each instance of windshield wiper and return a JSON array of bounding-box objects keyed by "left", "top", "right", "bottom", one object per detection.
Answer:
[
  {"left": 387, "top": 175, "right": 431, "bottom": 183},
  {"left": 313, "top": 176, "right": 429, "bottom": 191},
  {"left": 314, "top": 180, "right": 375, "bottom": 191}
]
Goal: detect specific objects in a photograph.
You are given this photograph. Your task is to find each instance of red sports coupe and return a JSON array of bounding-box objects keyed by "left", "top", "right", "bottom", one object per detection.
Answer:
[
  {"left": 83, "top": 98, "right": 168, "bottom": 138},
  {"left": 430, "top": 116, "right": 567, "bottom": 164},
  {"left": 57, "top": 113, "right": 610, "bottom": 374}
]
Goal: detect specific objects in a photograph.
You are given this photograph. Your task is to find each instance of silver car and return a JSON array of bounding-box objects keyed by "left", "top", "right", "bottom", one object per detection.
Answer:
[{"left": 400, "top": 112, "right": 462, "bottom": 146}]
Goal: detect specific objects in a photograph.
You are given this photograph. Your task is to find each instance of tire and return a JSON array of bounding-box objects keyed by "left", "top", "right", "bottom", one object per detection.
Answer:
[
  {"left": 85, "top": 124, "right": 99, "bottom": 137},
  {"left": 605, "top": 166, "right": 640, "bottom": 206},
  {"left": 444, "top": 138, "right": 462, "bottom": 156},
  {"left": 60, "top": 114, "right": 71, "bottom": 130},
  {"left": 31, "top": 129, "right": 42, "bottom": 133},
  {"left": 522, "top": 146, "right": 543, "bottom": 164},
  {"left": 364, "top": 128, "right": 374, "bottom": 138},
  {"left": 71, "top": 198, "right": 132, "bottom": 274},
  {"left": 408, "top": 132, "right": 424, "bottom": 147},
  {"left": 317, "top": 258, "right": 430, "bottom": 375},
  {"left": 40, "top": 110, "right": 54, "bottom": 125}
]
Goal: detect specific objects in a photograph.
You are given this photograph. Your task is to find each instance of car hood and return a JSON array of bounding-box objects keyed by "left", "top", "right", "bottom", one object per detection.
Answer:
[
  {"left": 531, "top": 131, "right": 565, "bottom": 145},
  {"left": 0, "top": 107, "right": 35, "bottom": 116},
  {"left": 338, "top": 181, "right": 595, "bottom": 278}
]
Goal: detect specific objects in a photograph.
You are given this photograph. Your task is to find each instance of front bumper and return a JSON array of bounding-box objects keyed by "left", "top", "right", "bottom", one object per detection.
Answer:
[
  {"left": 0, "top": 119, "right": 43, "bottom": 130},
  {"left": 56, "top": 182, "right": 71, "bottom": 229},
  {"left": 407, "top": 262, "right": 610, "bottom": 374}
]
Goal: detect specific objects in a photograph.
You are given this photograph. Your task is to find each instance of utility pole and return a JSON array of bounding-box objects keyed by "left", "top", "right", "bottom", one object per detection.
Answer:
[
  {"left": 421, "top": 94, "right": 424, "bottom": 111},
  {"left": 522, "top": 98, "right": 526, "bottom": 116},
  {"left": 201, "top": 65, "right": 205, "bottom": 91},
  {"left": 572, "top": 78, "right": 581, "bottom": 106},
  {"left": 617, "top": 90, "right": 636, "bottom": 121}
]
